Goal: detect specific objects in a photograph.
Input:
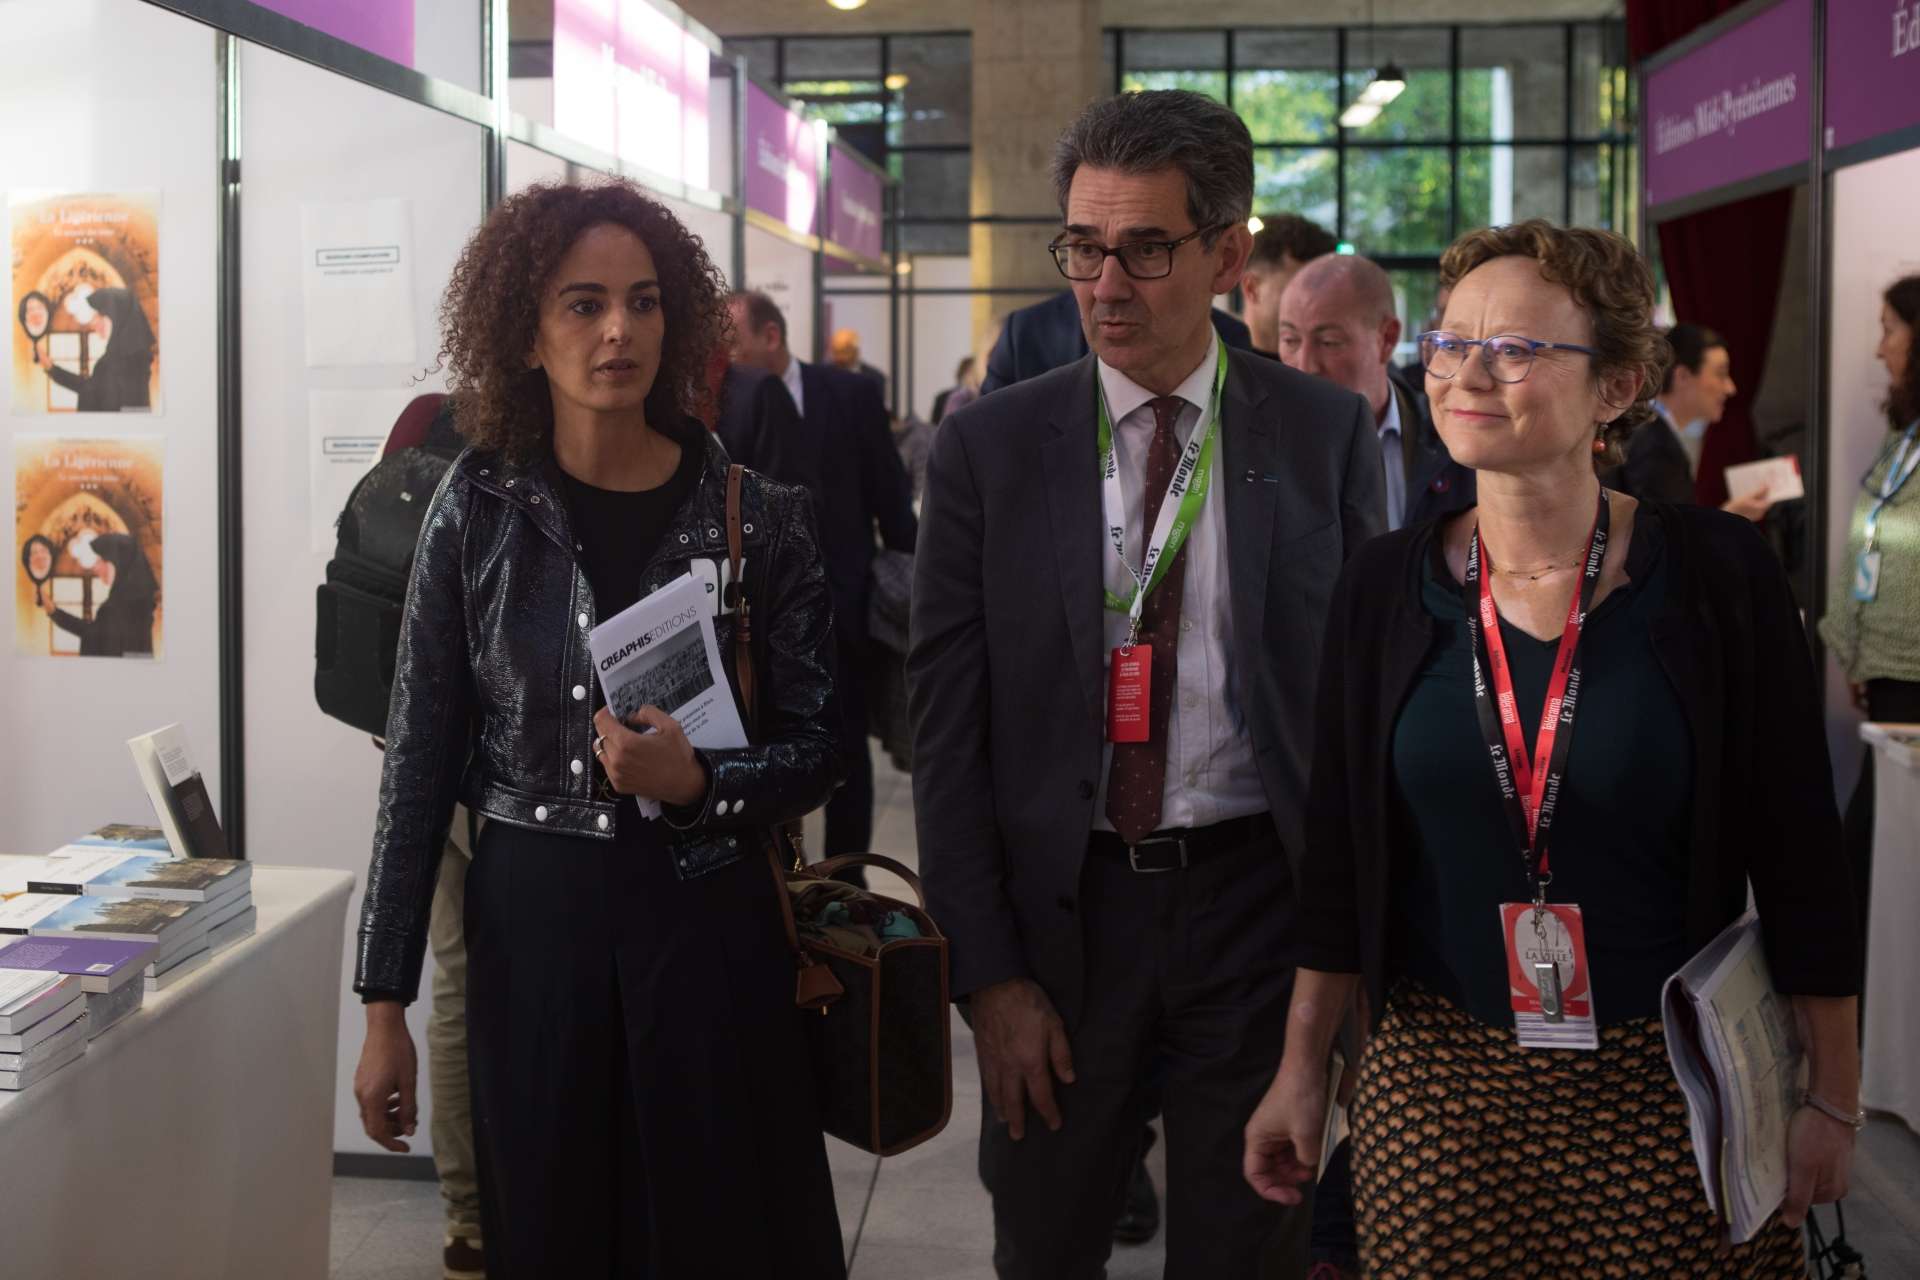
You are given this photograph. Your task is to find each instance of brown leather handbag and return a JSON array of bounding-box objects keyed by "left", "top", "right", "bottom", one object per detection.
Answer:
[{"left": 725, "top": 465, "right": 952, "bottom": 1157}]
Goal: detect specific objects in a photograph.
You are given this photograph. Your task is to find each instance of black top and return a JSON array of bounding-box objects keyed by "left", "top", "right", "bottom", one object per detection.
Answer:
[
  {"left": 1391, "top": 518, "right": 1693, "bottom": 1024},
  {"left": 1295, "top": 501, "right": 1861, "bottom": 1028},
  {"left": 1602, "top": 411, "right": 1695, "bottom": 505},
  {"left": 558, "top": 434, "right": 702, "bottom": 849}
]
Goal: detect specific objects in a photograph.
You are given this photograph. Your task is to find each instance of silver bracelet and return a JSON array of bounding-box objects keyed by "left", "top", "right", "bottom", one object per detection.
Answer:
[{"left": 1801, "top": 1091, "right": 1868, "bottom": 1131}]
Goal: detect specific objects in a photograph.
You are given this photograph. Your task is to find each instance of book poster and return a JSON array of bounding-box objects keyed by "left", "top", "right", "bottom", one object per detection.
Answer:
[
  {"left": 10, "top": 191, "right": 162, "bottom": 414},
  {"left": 14, "top": 436, "right": 164, "bottom": 659}
]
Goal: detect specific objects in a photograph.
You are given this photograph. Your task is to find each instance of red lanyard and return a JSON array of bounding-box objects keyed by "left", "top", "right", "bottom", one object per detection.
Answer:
[{"left": 1462, "top": 492, "right": 1610, "bottom": 900}]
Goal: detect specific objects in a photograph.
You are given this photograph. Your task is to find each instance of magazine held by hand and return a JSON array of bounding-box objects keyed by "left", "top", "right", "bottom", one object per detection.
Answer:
[
  {"left": 1661, "top": 911, "right": 1802, "bottom": 1244},
  {"left": 587, "top": 573, "right": 747, "bottom": 820}
]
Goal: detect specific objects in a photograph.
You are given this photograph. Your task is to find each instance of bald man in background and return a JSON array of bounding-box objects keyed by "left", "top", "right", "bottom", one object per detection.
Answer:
[
  {"left": 829, "top": 327, "right": 888, "bottom": 398},
  {"left": 1276, "top": 254, "right": 1473, "bottom": 531}
]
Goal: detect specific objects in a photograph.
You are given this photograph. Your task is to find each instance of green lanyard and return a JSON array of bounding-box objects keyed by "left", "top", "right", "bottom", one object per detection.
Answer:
[{"left": 1097, "top": 341, "right": 1229, "bottom": 641}]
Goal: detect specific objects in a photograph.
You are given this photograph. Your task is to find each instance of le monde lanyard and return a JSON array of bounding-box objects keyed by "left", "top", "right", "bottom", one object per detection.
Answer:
[
  {"left": 1098, "top": 341, "right": 1230, "bottom": 648},
  {"left": 1462, "top": 490, "right": 1611, "bottom": 907}
]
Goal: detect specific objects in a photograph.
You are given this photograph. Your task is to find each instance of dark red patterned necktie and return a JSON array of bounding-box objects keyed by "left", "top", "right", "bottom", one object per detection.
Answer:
[{"left": 1105, "top": 395, "right": 1189, "bottom": 844}]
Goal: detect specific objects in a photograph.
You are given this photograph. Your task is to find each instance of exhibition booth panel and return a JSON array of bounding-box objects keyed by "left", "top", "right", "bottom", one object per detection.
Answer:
[
  {"left": 0, "top": 0, "right": 226, "bottom": 855},
  {"left": 236, "top": 37, "right": 487, "bottom": 1157}
]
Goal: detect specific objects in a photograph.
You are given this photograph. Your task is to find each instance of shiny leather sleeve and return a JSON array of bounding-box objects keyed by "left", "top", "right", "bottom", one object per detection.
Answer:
[
  {"left": 355, "top": 468, "right": 474, "bottom": 1003},
  {"left": 669, "top": 476, "right": 844, "bottom": 832}
]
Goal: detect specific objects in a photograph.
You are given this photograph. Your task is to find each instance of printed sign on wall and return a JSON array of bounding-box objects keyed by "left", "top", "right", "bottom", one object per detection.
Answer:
[
  {"left": 1644, "top": 0, "right": 1813, "bottom": 209},
  {"left": 11, "top": 192, "right": 162, "bottom": 415},
  {"left": 15, "top": 436, "right": 165, "bottom": 660}
]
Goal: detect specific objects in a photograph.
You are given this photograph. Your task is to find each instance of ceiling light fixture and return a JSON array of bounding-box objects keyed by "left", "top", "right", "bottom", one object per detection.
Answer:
[
  {"left": 884, "top": 73, "right": 909, "bottom": 90},
  {"left": 1247, "top": 216, "right": 1265, "bottom": 234},
  {"left": 827, "top": 0, "right": 867, "bottom": 10},
  {"left": 1340, "top": 62, "right": 1405, "bottom": 128}
]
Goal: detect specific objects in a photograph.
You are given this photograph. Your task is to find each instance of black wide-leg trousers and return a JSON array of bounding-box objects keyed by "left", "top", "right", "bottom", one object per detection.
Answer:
[{"left": 464, "top": 820, "right": 845, "bottom": 1279}]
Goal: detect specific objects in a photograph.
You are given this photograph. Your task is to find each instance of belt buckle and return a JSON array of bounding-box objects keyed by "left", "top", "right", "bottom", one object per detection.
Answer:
[{"left": 1127, "top": 837, "right": 1187, "bottom": 873}]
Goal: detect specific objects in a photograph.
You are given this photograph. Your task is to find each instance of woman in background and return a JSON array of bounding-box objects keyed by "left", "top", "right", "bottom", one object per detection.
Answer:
[{"left": 1822, "top": 273, "right": 1920, "bottom": 925}]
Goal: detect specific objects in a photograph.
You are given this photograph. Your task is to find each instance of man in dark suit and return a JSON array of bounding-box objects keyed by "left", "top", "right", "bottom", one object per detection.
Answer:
[
  {"left": 713, "top": 361, "right": 803, "bottom": 481},
  {"left": 981, "top": 288, "right": 1255, "bottom": 395},
  {"left": 909, "top": 89, "right": 1385, "bottom": 1279},
  {"left": 1275, "top": 252, "right": 1475, "bottom": 530},
  {"left": 728, "top": 291, "right": 917, "bottom": 860}
]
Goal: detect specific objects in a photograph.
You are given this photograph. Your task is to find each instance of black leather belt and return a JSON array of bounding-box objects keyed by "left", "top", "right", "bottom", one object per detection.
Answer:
[{"left": 1089, "top": 812, "right": 1275, "bottom": 873}]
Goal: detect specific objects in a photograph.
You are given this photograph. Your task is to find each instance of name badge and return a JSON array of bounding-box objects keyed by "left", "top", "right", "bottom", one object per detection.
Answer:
[
  {"left": 1853, "top": 549, "right": 1883, "bottom": 603},
  {"left": 1499, "top": 901, "right": 1598, "bottom": 1050},
  {"left": 1107, "top": 645, "right": 1152, "bottom": 743}
]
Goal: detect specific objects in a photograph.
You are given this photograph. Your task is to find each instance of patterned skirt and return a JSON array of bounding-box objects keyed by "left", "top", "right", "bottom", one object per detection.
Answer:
[{"left": 1349, "top": 982, "right": 1807, "bottom": 1279}]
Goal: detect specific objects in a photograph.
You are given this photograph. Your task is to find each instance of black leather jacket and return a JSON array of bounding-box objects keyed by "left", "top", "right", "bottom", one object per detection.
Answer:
[{"left": 354, "top": 423, "right": 842, "bottom": 1002}]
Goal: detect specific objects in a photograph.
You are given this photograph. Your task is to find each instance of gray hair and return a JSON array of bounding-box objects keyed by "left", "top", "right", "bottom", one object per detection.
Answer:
[{"left": 1051, "top": 90, "right": 1253, "bottom": 242}]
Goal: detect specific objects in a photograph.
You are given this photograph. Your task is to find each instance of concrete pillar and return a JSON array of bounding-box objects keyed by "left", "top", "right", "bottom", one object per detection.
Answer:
[{"left": 969, "top": 0, "right": 1103, "bottom": 343}]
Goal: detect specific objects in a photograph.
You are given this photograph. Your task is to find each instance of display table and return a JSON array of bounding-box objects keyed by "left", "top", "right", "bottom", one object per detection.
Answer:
[
  {"left": 1860, "top": 724, "right": 1920, "bottom": 1132},
  {"left": 0, "top": 863, "right": 354, "bottom": 1279}
]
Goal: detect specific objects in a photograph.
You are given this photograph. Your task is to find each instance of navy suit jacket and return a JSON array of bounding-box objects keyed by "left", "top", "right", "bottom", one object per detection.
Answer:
[
  {"left": 714, "top": 364, "right": 801, "bottom": 481},
  {"left": 980, "top": 290, "right": 1253, "bottom": 394},
  {"left": 908, "top": 347, "right": 1387, "bottom": 1015}
]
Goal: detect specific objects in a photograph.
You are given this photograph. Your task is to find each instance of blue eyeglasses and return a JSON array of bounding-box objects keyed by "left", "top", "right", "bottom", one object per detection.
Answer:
[{"left": 1419, "top": 331, "right": 1599, "bottom": 384}]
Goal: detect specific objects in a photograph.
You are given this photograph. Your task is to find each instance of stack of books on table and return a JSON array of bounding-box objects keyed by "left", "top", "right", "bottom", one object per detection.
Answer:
[
  {"left": 0, "top": 842, "right": 254, "bottom": 993},
  {"left": 0, "top": 935, "right": 156, "bottom": 1043},
  {"left": 0, "top": 969, "right": 88, "bottom": 1091}
]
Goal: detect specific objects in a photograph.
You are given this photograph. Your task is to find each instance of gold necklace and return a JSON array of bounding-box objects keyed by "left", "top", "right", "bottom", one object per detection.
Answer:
[{"left": 1490, "top": 560, "right": 1582, "bottom": 582}]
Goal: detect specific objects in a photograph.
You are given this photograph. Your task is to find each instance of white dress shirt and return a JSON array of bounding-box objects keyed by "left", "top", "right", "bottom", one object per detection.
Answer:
[
  {"left": 1092, "top": 331, "right": 1268, "bottom": 834},
  {"left": 1378, "top": 385, "right": 1407, "bottom": 531},
  {"left": 781, "top": 355, "right": 806, "bottom": 417}
]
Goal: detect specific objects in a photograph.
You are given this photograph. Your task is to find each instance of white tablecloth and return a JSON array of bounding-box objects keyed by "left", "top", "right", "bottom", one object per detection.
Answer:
[
  {"left": 1861, "top": 723, "right": 1920, "bottom": 1132},
  {"left": 0, "top": 864, "right": 354, "bottom": 1280}
]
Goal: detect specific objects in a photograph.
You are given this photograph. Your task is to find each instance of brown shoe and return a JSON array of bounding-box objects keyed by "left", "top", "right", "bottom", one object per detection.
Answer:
[{"left": 444, "top": 1234, "right": 485, "bottom": 1280}]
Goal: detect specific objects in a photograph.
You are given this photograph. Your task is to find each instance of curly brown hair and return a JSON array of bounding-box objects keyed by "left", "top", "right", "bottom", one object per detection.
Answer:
[
  {"left": 436, "top": 179, "right": 728, "bottom": 463},
  {"left": 1885, "top": 275, "right": 1920, "bottom": 429},
  {"left": 1438, "top": 219, "right": 1669, "bottom": 468}
]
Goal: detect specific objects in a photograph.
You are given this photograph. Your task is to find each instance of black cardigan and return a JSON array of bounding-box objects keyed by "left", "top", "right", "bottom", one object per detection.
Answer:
[{"left": 1294, "top": 501, "right": 1861, "bottom": 1024}]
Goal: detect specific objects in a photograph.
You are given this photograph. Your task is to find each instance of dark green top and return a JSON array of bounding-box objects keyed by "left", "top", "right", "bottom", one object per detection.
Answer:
[{"left": 1389, "top": 515, "right": 1694, "bottom": 1025}]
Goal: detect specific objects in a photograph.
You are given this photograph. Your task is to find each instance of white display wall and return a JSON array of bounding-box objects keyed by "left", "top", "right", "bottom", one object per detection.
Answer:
[
  {"left": 238, "top": 38, "right": 485, "bottom": 1158},
  {"left": 0, "top": 0, "right": 225, "bottom": 853},
  {"left": 911, "top": 256, "right": 975, "bottom": 423},
  {"left": 1823, "top": 146, "right": 1920, "bottom": 789},
  {"left": 824, "top": 277, "right": 892, "bottom": 401},
  {"left": 746, "top": 224, "right": 817, "bottom": 362}
]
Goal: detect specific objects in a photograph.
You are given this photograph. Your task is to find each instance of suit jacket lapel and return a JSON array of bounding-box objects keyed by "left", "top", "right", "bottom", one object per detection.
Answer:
[
  {"left": 1393, "top": 381, "right": 1424, "bottom": 500},
  {"left": 1220, "top": 349, "right": 1275, "bottom": 664},
  {"left": 1040, "top": 357, "right": 1107, "bottom": 723}
]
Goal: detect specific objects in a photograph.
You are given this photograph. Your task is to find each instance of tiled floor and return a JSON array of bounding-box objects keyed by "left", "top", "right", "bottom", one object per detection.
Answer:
[{"left": 331, "top": 754, "right": 1920, "bottom": 1279}]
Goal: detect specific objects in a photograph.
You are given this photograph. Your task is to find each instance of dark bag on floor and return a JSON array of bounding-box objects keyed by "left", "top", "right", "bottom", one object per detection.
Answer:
[
  {"left": 724, "top": 465, "right": 952, "bottom": 1157},
  {"left": 314, "top": 401, "right": 464, "bottom": 737}
]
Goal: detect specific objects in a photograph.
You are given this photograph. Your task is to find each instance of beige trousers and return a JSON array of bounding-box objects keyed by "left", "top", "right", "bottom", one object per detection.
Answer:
[{"left": 428, "top": 812, "right": 481, "bottom": 1239}]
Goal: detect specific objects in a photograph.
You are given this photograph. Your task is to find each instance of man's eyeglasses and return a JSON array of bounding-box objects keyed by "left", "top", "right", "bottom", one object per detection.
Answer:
[
  {"left": 1048, "top": 226, "right": 1221, "bottom": 281},
  {"left": 1418, "top": 331, "right": 1599, "bottom": 384}
]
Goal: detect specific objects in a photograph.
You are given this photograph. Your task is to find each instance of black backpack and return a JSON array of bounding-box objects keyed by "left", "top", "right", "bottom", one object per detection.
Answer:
[{"left": 314, "top": 400, "right": 465, "bottom": 737}]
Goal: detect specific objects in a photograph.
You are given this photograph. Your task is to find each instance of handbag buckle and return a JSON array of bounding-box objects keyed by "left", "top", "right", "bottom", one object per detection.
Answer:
[{"left": 1127, "top": 837, "right": 1187, "bottom": 873}]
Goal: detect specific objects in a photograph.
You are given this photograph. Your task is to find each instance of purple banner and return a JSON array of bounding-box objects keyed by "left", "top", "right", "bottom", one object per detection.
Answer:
[
  {"left": 1644, "top": 0, "right": 1812, "bottom": 209},
  {"left": 827, "top": 144, "right": 884, "bottom": 260},
  {"left": 1826, "top": 0, "right": 1920, "bottom": 152},
  {"left": 252, "top": 0, "right": 414, "bottom": 67},
  {"left": 745, "top": 84, "right": 819, "bottom": 236}
]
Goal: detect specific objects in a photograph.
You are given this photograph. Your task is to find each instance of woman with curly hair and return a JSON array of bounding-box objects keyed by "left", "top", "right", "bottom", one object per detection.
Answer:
[
  {"left": 1823, "top": 273, "right": 1920, "bottom": 934},
  {"left": 1244, "top": 220, "right": 1860, "bottom": 1276},
  {"left": 350, "top": 179, "right": 846, "bottom": 1278}
]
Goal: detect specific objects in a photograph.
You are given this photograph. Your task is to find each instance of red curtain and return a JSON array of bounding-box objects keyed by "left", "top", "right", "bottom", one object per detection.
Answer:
[{"left": 1626, "top": 0, "right": 1798, "bottom": 507}]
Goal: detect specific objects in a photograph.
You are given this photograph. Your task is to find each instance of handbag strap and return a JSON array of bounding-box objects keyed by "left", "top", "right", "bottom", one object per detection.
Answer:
[{"left": 728, "top": 463, "right": 841, "bottom": 1012}]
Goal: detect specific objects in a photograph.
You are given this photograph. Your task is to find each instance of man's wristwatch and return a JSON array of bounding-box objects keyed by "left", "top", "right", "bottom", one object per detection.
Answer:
[{"left": 1801, "top": 1091, "right": 1868, "bottom": 1131}]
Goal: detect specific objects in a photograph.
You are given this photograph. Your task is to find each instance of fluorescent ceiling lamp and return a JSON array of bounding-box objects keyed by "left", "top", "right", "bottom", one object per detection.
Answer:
[
  {"left": 1247, "top": 215, "right": 1265, "bottom": 234},
  {"left": 884, "top": 73, "right": 909, "bottom": 90},
  {"left": 827, "top": 0, "right": 868, "bottom": 9},
  {"left": 1358, "top": 63, "right": 1407, "bottom": 107},
  {"left": 1338, "top": 100, "right": 1383, "bottom": 128}
]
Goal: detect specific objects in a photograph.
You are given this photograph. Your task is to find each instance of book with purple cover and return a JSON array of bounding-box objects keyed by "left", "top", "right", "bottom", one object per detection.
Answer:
[{"left": 0, "top": 935, "right": 157, "bottom": 994}]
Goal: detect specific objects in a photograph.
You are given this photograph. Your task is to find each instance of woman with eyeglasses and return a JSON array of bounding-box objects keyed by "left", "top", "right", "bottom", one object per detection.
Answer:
[
  {"left": 1821, "top": 273, "right": 1920, "bottom": 936},
  {"left": 1242, "top": 220, "right": 1859, "bottom": 1277}
]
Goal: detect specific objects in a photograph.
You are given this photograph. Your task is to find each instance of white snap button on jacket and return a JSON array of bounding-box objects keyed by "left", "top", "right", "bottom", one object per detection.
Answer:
[
  {"left": 535, "top": 805, "right": 549, "bottom": 822},
  {"left": 572, "top": 685, "right": 586, "bottom": 701},
  {"left": 597, "top": 814, "right": 610, "bottom": 831},
  {"left": 570, "top": 759, "right": 583, "bottom": 776},
  {"left": 578, "top": 613, "right": 589, "bottom": 628}
]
